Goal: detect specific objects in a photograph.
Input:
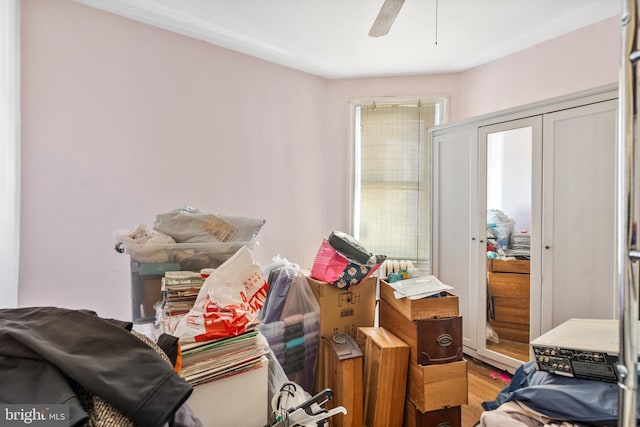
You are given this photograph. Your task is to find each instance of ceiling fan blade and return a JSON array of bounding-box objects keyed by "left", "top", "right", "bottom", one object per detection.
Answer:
[{"left": 368, "top": 0, "right": 406, "bottom": 37}]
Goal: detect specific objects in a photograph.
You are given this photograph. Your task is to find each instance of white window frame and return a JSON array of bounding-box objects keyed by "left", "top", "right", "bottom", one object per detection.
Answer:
[{"left": 350, "top": 96, "right": 448, "bottom": 270}]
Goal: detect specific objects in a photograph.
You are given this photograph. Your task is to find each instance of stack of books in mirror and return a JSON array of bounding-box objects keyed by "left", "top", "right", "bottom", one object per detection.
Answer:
[{"left": 507, "top": 232, "right": 531, "bottom": 258}]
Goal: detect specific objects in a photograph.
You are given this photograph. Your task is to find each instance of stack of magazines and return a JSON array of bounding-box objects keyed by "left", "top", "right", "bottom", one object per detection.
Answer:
[{"left": 179, "top": 328, "right": 270, "bottom": 386}]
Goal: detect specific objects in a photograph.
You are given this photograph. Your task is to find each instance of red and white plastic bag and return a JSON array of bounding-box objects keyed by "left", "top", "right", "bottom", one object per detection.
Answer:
[{"left": 174, "top": 246, "right": 269, "bottom": 343}]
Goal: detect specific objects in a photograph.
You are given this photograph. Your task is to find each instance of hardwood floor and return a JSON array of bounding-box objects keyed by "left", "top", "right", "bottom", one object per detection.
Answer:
[
  {"left": 461, "top": 357, "right": 513, "bottom": 427},
  {"left": 486, "top": 339, "right": 530, "bottom": 362}
]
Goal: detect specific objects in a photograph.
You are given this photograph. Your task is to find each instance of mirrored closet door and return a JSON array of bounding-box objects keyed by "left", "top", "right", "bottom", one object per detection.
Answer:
[{"left": 477, "top": 116, "right": 542, "bottom": 369}]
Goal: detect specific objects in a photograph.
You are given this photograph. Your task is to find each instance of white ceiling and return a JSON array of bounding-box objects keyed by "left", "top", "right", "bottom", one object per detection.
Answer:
[{"left": 74, "top": 0, "right": 620, "bottom": 79}]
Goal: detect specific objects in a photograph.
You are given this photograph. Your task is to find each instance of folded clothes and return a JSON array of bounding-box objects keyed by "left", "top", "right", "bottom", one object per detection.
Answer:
[
  {"left": 303, "top": 322, "right": 319, "bottom": 335},
  {"left": 265, "top": 334, "right": 285, "bottom": 348},
  {"left": 271, "top": 349, "right": 285, "bottom": 361},
  {"left": 285, "top": 345, "right": 305, "bottom": 362},
  {"left": 284, "top": 323, "right": 304, "bottom": 340},
  {"left": 283, "top": 359, "right": 306, "bottom": 376},
  {"left": 259, "top": 322, "right": 284, "bottom": 339},
  {"left": 283, "top": 313, "right": 305, "bottom": 327},
  {"left": 285, "top": 336, "right": 305, "bottom": 350}
]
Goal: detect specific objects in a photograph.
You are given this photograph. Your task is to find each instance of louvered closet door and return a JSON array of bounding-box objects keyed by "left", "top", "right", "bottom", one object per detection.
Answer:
[{"left": 541, "top": 99, "right": 618, "bottom": 333}]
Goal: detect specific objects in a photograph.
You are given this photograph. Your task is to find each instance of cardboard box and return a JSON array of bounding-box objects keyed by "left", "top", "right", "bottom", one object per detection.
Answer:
[
  {"left": 380, "top": 280, "right": 459, "bottom": 321},
  {"left": 307, "top": 275, "right": 376, "bottom": 392},
  {"left": 357, "top": 327, "right": 409, "bottom": 427},
  {"left": 308, "top": 275, "right": 377, "bottom": 338}
]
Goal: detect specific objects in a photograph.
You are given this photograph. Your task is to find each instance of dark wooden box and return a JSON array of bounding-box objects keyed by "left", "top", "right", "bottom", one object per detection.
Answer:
[{"left": 404, "top": 400, "right": 461, "bottom": 427}]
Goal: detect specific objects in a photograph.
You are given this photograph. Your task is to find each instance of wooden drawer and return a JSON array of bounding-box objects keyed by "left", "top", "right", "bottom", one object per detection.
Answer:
[
  {"left": 380, "top": 280, "right": 459, "bottom": 321},
  {"left": 493, "top": 297, "right": 529, "bottom": 324},
  {"left": 406, "top": 360, "right": 468, "bottom": 412},
  {"left": 378, "top": 300, "right": 467, "bottom": 412},
  {"left": 487, "top": 270, "right": 530, "bottom": 341},
  {"left": 403, "top": 401, "right": 461, "bottom": 427},
  {"left": 487, "top": 259, "right": 530, "bottom": 274},
  {"left": 379, "top": 299, "right": 462, "bottom": 366},
  {"left": 487, "top": 272, "right": 529, "bottom": 298},
  {"left": 488, "top": 320, "right": 529, "bottom": 342}
]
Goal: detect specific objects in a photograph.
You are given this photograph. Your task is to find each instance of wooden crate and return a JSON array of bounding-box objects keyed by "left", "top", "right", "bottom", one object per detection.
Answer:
[
  {"left": 407, "top": 360, "right": 468, "bottom": 412},
  {"left": 406, "top": 360, "right": 468, "bottom": 412},
  {"left": 379, "top": 299, "right": 462, "bottom": 366},
  {"left": 356, "top": 327, "right": 409, "bottom": 427},
  {"left": 322, "top": 334, "right": 364, "bottom": 427},
  {"left": 380, "top": 280, "right": 459, "bottom": 321},
  {"left": 487, "top": 270, "right": 530, "bottom": 342},
  {"left": 403, "top": 400, "right": 461, "bottom": 427},
  {"left": 379, "top": 300, "right": 467, "bottom": 412}
]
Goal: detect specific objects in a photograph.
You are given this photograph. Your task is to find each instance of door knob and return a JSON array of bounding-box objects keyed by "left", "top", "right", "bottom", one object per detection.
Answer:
[{"left": 545, "top": 245, "right": 550, "bottom": 250}]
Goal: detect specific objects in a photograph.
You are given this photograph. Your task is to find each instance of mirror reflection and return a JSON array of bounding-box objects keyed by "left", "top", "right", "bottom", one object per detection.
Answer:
[{"left": 485, "top": 126, "right": 532, "bottom": 362}]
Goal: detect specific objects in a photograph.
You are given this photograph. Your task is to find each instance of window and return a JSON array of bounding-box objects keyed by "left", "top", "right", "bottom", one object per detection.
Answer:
[{"left": 352, "top": 98, "right": 446, "bottom": 270}]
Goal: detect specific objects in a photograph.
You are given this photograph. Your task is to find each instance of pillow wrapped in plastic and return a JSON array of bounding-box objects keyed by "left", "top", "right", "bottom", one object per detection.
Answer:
[{"left": 153, "top": 206, "right": 265, "bottom": 243}]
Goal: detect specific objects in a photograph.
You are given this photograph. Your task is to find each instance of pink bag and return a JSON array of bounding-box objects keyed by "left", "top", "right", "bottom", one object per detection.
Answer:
[{"left": 310, "top": 239, "right": 381, "bottom": 289}]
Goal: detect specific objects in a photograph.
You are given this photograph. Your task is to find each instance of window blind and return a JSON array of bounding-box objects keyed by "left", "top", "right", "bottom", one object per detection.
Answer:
[{"left": 353, "top": 100, "right": 441, "bottom": 268}]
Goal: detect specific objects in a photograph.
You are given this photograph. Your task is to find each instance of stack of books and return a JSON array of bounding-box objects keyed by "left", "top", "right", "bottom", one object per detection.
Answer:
[
  {"left": 158, "top": 271, "right": 205, "bottom": 333},
  {"left": 179, "top": 328, "right": 270, "bottom": 386},
  {"left": 508, "top": 232, "right": 531, "bottom": 258}
]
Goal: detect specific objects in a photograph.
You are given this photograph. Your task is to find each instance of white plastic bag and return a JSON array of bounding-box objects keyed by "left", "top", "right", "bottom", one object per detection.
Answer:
[{"left": 173, "top": 246, "right": 269, "bottom": 343}]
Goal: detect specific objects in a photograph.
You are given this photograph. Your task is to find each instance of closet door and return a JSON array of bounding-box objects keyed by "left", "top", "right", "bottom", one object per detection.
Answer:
[
  {"left": 431, "top": 125, "right": 478, "bottom": 351},
  {"left": 477, "top": 116, "right": 542, "bottom": 371},
  {"left": 541, "top": 99, "right": 618, "bottom": 333}
]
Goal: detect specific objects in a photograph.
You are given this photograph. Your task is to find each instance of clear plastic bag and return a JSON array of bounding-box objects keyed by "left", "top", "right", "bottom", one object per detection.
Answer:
[
  {"left": 113, "top": 224, "right": 176, "bottom": 262},
  {"left": 153, "top": 206, "right": 265, "bottom": 243},
  {"left": 259, "top": 256, "right": 321, "bottom": 393}
]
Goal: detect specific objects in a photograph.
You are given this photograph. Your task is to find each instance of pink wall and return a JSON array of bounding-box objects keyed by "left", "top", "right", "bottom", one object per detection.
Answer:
[
  {"left": 460, "top": 16, "right": 619, "bottom": 118},
  {"left": 18, "top": 0, "right": 620, "bottom": 321},
  {"left": 20, "top": 0, "right": 331, "bottom": 319}
]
